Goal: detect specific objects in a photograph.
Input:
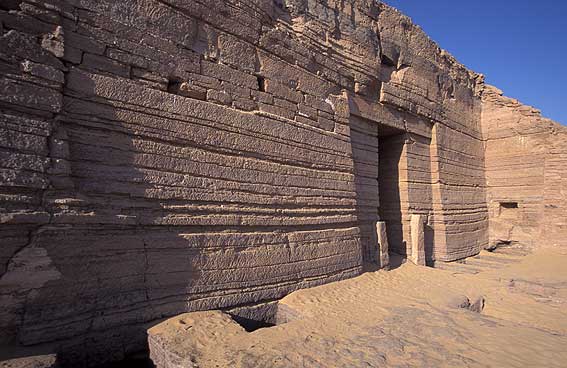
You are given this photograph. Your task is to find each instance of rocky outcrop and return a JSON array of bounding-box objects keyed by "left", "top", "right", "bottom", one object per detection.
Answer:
[
  {"left": 0, "top": 0, "right": 563, "bottom": 366},
  {"left": 481, "top": 85, "right": 567, "bottom": 250}
]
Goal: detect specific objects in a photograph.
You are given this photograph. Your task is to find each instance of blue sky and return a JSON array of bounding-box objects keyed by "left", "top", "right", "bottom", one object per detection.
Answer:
[{"left": 384, "top": 0, "right": 567, "bottom": 125}]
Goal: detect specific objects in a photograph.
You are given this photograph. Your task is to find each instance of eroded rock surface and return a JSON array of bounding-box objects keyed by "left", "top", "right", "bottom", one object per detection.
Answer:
[
  {"left": 0, "top": 0, "right": 565, "bottom": 366},
  {"left": 481, "top": 86, "right": 567, "bottom": 250}
]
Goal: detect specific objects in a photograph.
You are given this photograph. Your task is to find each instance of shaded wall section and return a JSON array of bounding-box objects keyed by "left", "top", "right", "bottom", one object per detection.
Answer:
[
  {"left": 0, "top": 1, "right": 365, "bottom": 362},
  {"left": 350, "top": 115, "right": 379, "bottom": 263},
  {"left": 0, "top": 0, "right": 489, "bottom": 364}
]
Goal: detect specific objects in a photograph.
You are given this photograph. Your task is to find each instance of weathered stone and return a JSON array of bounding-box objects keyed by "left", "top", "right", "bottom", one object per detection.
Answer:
[
  {"left": 447, "top": 295, "right": 471, "bottom": 310},
  {"left": 177, "top": 82, "right": 207, "bottom": 100},
  {"left": 376, "top": 221, "right": 390, "bottom": 269},
  {"left": 447, "top": 294, "right": 485, "bottom": 313},
  {"left": 20, "top": 60, "right": 64, "bottom": 84},
  {"left": 40, "top": 26, "right": 64, "bottom": 58},
  {"left": 469, "top": 296, "right": 486, "bottom": 313},
  {"left": 0, "top": 354, "right": 59, "bottom": 368},
  {"left": 0, "top": 0, "right": 565, "bottom": 366},
  {"left": 410, "top": 214, "right": 426, "bottom": 266},
  {"left": 82, "top": 53, "right": 130, "bottom": 78},
  {"left": 482, "top": 85, "right": 567, "bottom": 250},
  {"left": 206, "top": 89, "right": 232, "bottom": 106}
]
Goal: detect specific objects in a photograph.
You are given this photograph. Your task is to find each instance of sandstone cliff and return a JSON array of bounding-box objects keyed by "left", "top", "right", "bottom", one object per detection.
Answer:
[
  {"left": 481, "top": 85, "right": 567, "bottom": 250},
  {"left": 0, "top": 0, "right": 562, "bottom": 366}
]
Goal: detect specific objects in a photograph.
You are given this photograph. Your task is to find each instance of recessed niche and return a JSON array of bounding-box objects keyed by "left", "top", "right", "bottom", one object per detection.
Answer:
[
  {"left": 167, "top": 77, "right": 182, "bottom": 95},
  {"left": 500, "top": 202, "right": 519, "bottom": 209},
  {"left": 229, "top": 314, "right": 276, "bottom": 332},
  {"left": 257, "top": 76, "right": 266, "bottom": 92},
  {"left": 380, "top": 54, "right": 396, "bottom": 67}
]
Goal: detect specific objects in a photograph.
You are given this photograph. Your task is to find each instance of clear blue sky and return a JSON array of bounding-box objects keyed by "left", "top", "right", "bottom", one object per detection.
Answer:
[{"left": 384, "top": 0, "right": 567, "bottom": 125}]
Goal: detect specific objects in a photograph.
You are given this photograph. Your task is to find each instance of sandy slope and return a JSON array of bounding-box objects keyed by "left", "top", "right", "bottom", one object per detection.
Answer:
[{"left": 148, "top": 248, "right": 567, "bottom": 368}]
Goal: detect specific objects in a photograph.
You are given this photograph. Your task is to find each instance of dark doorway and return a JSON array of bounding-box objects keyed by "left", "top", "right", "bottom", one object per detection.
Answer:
[
  {"left": 378, "top": 131, "right": 407, "bottom": 256},
  {"left": 351, "top": 115, "right": 407, "bottom": 263}
]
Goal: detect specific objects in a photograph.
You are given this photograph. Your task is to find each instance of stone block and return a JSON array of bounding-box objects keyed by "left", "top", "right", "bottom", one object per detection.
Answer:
[
  {"left": 219, "top": 32, "right": 257, "bottom": 72},
  {"left": 410, "top": 214, "right": 426, "bottom": 266},
  {"left": 265, "top": 79, "right": 303, "bottom": 103},
  {"left": 376, "top": 221, "right": 390, "bottom": 269},
  {"left": 20, "top": 60, "right": 64, "bottom": 84},
  {"left": 233, "top": 98, "right": 257, "bottom": 111},
  {"left": 41, "top": 26, "right": 64, "bottom": 58},
  {"left": 177, "top": 82, "right": 207, "bottom": 100},
  {"left": 207, "top": 89, "right": 232, "bottom": 106},
  {"left": 82, "top": 53, "right": 130, "bottom": 78},
  {"left": 258, "top": 102, "right": 296, "bottom": 120},
  {"left": 316, "top": 116, "right": 335, "bottom": 132}
]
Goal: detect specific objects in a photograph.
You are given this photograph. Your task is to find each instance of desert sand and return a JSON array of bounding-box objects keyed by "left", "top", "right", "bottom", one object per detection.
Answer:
[{"left": 149, "top": 248, "right": 567, "bottom": 368}]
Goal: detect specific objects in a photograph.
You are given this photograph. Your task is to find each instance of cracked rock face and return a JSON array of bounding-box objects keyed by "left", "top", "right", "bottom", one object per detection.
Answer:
[
  {"left": 481, "top": 86, "right": 567, "bottom": 251},
  {"left": 0, "top": 0, "right": 565, "bottom": 366}
]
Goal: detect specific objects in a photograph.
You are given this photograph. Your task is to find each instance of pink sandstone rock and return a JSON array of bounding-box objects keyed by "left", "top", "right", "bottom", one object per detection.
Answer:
[
  {"left": 376, "top": 221, "right": 390, "bottom": 269},
  {"left": 0, "top": 0, "right": 564, "bottom": 366},
  {"left": 410, "top": 214, "right": 426, "bottom": 266}
]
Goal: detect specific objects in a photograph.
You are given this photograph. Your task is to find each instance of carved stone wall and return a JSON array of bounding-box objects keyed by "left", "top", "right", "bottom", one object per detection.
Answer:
[{"left": 4, "top": 0, "right": 565, "bottom": 365}]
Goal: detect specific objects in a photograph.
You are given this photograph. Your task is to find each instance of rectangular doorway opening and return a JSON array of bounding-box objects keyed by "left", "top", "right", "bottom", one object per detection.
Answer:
[
  {"left": 378, "top": 129, "right": 407, "bottom": 257},
  {"left": 350, "top": 115, "right": 407, "bottom": 264}
]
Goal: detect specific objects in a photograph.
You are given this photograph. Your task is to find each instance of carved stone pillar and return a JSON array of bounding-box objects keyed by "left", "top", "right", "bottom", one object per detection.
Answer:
[{"left": 410, "top": 214, "right": 426, "bottom": 266}]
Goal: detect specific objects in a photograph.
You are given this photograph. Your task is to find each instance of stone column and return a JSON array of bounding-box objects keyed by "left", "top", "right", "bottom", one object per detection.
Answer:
[
  {"left": 376, "top": 221, "right": 390, "bottom": 269},
  {"left": 410, "top": 214, "right": 426, "bottom": 266}
]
